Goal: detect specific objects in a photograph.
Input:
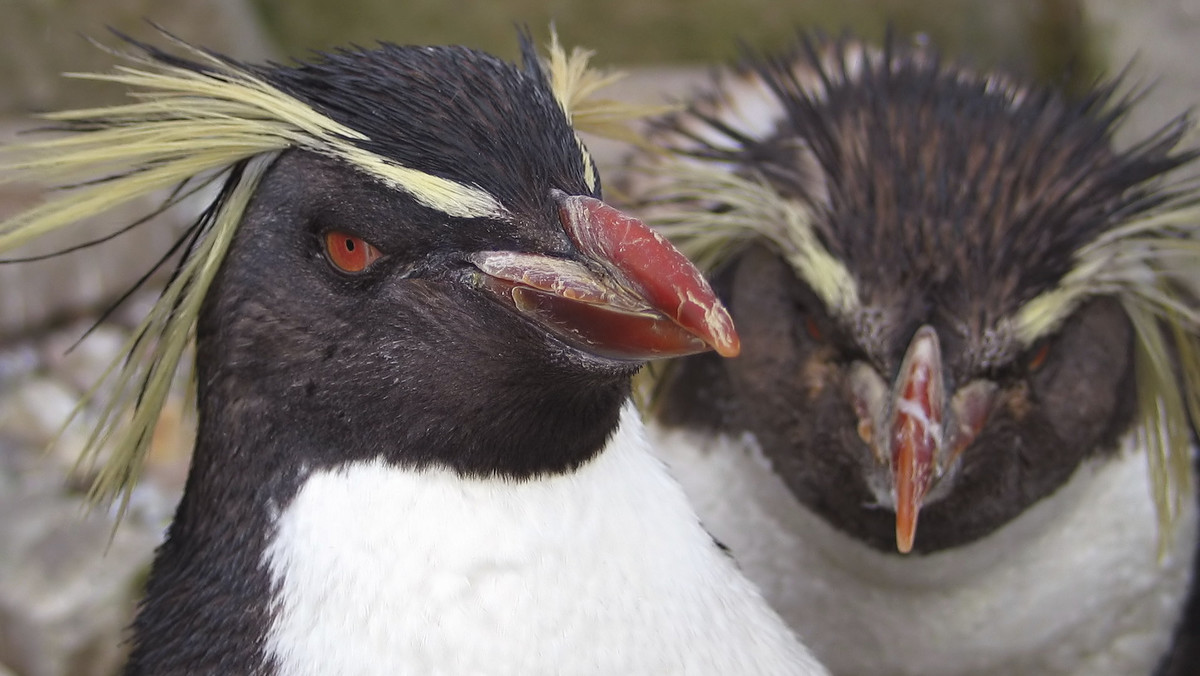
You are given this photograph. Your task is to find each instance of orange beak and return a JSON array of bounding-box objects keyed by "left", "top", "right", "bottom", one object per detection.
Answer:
[
  {"left": 888, "top": 326, "right": 944, "bottom": 554},
  {"left": 859, "top": 326, "right": 999, "bottom": 554},
  {"left": 471, "top": 192, "right": 740, "bottom": 362}
]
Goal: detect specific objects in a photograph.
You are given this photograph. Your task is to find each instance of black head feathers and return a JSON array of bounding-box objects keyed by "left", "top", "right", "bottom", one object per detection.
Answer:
[
  {"left": 0, "top": 27, "right": 652, "bottom": 515},
  {"left": 629, "top": 32, "right": 1200, "bottom": 546}
]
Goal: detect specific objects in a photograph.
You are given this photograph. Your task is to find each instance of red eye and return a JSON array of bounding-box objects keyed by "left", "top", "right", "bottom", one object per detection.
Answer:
[
  {"left": 1027, "top": 343, "right": 1051, "bottom": 372},
  {"left": 324, "top": 231, "right": 382, "bottom": 273},
  {"left": 805, "top": 316, "right": 824, "bottom": 342}
]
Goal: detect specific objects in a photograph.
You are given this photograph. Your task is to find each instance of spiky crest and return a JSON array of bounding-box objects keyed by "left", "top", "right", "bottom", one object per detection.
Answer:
[
  {"left": 0, "top": 28, "right": 636, "bottom": 518},
  {"left": 628, "top": 33, "right": 1200, "bottom": 551}
]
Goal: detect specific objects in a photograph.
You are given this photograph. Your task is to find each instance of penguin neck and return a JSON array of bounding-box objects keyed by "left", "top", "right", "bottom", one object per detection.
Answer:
[
  {"left": 122, "top": 392, "right": 307, "bottom": 675},
  {"left": 125, "top": 398, "right": 820, "bottom": 675},
  {"left": 650, "top": 425, "right": 1198, "bottom": 676},
  {"left": 259, "top": 401, "right": 818, "bottom": 675},
  {"left": 121, "top": 324, "right": 635, "bottom": 674}
]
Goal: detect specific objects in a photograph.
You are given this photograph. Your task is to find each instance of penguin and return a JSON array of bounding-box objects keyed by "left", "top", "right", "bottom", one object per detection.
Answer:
[{"left": 0, "top": 32, "right": 828, "bottom": 676}]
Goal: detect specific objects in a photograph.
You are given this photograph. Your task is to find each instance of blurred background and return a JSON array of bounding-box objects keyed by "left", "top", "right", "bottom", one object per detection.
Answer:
[{"left": 0, "top": 1, "right": 1197, "bottom": 674}]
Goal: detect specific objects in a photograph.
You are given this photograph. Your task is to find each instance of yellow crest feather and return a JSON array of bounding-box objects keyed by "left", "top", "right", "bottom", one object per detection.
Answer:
[
  {"left": 1016, "top": 204, "right": 1200, "bottom": 551},
  {"left": 630, "top": 159, "right": 860, "bottom": 316},
  {"left": 0, "top": 30, "right": 614, "bottom": 516},
  {"left": 628, "top": 118, "right": 1200, "bottom": 555},
  {"left": 543, "top": 29, "right": 674, "bottom": 144}
]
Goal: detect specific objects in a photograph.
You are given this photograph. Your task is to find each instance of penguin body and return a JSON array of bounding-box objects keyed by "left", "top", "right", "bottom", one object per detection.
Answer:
[
  {"left": 0, "top": 35, "right": 826, "bottom": 676},
  {"left": 266, "top": 405, "right": 816, "bottom": 676},
  {"left": 627, "top": 33, "right": 1200, "bottom": 676},
  {"left": 651, "top": 427, "right": 1196, "bottom": 676}
]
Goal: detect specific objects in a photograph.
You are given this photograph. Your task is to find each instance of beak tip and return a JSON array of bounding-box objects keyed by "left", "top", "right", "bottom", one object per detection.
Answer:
[
  {"left": 893, "top": 464, "right": 927, "bottom": 556},
  {"left": 710, "top": 319, "right": 741, "bottom": 358},
  {"left": 895, "top": 515, "right": 917, "bottom": 554},
  {"left": 892, "top": 452, "right": 926, "bottom": 556},
  {"left": 700, "top": 304, "right": 741, "bottom": 358},
  {"left": 554, "top": 192, "right": 742, "bottom": 361},
  {"left": 715, "top": 336, "right": 741, "bottom": 358},
  {"left": 887, "top": 324, "right": 944, "bottom": 557}
]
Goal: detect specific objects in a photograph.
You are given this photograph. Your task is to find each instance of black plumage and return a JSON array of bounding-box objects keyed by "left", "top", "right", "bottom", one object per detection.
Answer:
[
  {"left": 631, "top": 32, "right": 1200, "bottom": 676},
  {"left": 260, "top": 42, "right": 598, "bottom": 213},
  {"left": 129, "top": 147, "right": 630, "bottom": 671},
  {"left": 121, "top": 40, "right": 619, "bottom": 671},
  {"left": 2, "top": 32, "right": 831, "bottom": 675}
]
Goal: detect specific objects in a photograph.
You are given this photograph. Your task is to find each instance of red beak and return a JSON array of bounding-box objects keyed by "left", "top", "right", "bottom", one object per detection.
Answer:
[
  {"left": 889, "top": 326, "right": 943, "bottom": 554},
  {"left": 471, "top": 192, "right": 739, "bottom": 361},
  {"left": 879, "top": 327, "right": 997, "bottom": 553}
]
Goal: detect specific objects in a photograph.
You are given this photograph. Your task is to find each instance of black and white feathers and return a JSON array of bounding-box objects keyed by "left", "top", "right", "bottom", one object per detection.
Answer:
[
  {"left": 0, "top": 32, "right": 825, "bottom": 675},
  {"left": 628, "top": 33, "right": 1200, "bottom": 676}
]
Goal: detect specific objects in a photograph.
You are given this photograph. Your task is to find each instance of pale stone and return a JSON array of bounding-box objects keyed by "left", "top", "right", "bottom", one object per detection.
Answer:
[{"left": 0, "top": 492, "right": 160, "bottom": 676}]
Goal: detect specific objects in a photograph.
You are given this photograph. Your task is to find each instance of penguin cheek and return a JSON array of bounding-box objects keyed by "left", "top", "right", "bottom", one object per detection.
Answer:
[
  {"left": 799, "top": 348, "right": 841, "bottom": 402},
  {"left": 1025, "top": 298, "right": 1134, "bottom": 446}
]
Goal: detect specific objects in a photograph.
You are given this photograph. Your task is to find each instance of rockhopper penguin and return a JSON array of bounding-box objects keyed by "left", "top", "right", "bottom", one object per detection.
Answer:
[
  {"left": 626, "top": 33, "right": 1200, "bottom": 676},
  {"left": 0, "top": 32, "right": 829, "bottom": 675}
]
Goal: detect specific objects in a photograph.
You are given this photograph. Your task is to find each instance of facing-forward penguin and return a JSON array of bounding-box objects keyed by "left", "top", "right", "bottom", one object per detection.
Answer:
[
  {"left": 0, "top": 32, "right": 828, "bottom": 676},
  {"left": 627, "top": 33, "right": 1200, "bottom": 676}
]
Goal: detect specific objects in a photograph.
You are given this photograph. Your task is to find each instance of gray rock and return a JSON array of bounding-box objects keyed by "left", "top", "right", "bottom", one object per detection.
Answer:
[
  {"left": 0, "top": 377, "right": 83, "bottom": 453},
  {"left": 40, "top": 323, "right": 128, "bottom": 396},
  {"left": 0, "top": 491, "right": 161, "bottom": 676},
  {"left": 0, "top": 342, "right": 38, "bottom": 389}
]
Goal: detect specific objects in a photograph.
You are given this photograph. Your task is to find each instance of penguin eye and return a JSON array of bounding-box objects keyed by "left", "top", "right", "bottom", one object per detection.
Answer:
[
  {"left": 324, "top": 231, "right": 382, "bottom": 273},
  {"left": 805, "top": 315, "right": 824, "bottom": 342},
  {"left": 1027, "top": 343, "right": 1051, "bottom": 373}
]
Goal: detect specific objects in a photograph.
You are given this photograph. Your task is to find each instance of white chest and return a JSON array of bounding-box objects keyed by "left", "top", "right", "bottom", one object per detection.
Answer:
[
  {"left": 648, "top": 425, "right": 1198, "bottom": 676},
  {"left": 262, "top": 404, "right": 826, "bottom": 676}
]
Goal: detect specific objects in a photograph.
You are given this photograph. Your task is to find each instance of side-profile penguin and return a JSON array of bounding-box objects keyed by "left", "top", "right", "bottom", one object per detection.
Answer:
[
  {"left": 626, "top": 33, "right": 1200, "bottom": 676},
  {"left": 0, "top": 32, "right": 829, "bottom": 675}
]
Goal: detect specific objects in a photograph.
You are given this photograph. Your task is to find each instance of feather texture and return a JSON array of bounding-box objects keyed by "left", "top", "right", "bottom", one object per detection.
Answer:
[
  {"left": 629, "top": 33, "right": 1200, "bottom": 551},
  {"left": 0, "top": 28, "right": 652, "bottom": 517}
]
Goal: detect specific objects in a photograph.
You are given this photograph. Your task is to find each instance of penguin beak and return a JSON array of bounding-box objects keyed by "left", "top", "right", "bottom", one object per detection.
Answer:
[
  {"left": 888, "top": 326, "right": 945, "bottom": 554},
  {"left": 471, "top": 192, "right": 740, "bottom": 361},
  {"left": 850, "top": 326, "right": 997, "bottom": 553}
]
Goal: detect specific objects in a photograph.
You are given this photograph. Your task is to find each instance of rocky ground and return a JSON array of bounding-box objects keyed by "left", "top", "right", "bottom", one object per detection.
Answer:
[{"left": 0, "top": 184, "right": 198, "bottom": 675}]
